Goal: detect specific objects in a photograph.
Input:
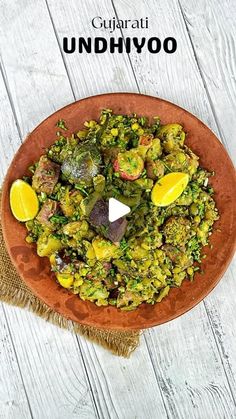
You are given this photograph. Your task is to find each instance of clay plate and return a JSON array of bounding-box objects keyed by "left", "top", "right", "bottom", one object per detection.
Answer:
[{"left": 1, "top": 93, "right": 236, "bottom": 330}]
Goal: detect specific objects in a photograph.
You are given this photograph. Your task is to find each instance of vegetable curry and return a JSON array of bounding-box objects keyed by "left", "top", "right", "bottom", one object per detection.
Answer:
[{"left": 18, "top": 110, "right": 219, "bottom": 311}]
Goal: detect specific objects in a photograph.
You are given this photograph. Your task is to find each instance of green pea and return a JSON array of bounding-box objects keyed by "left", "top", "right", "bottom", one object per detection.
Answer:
[
  {"left": 138, "top": 128, "right": 144, "bottom": 135},
  {"left": 77, "top": 130, "right": 87, "bottom": 139},
  {"left": 25, "top": 235, "right": 34, "bottom": 244},
  {"left": 131, "top": 122, "right": 139, "bottom": 131},
  {"left": 164, "top": 138, "right": 174, "bottom": 152},
  {"left": 200, "top": 222, "right": 209, "bottom": 232},
  {"left": 190, "top": 203, "right": 199, "bottom": 215},
  {"left": 187, "top": 267, "right": 194, "bottom": 276},
  {"left": 177, "top": 152, "right": 186, "bottom": 163},
  {"left": 111, "top": 128, "right": 118, "bottom": 136},
  {"left": 205, "top": 210, "right": 213, "bottom": 220}
]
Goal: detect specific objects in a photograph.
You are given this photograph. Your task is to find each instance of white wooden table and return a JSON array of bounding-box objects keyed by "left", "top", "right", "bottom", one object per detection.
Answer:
[{"left": 0, "top": 1, "right": 236, "bottom": 418}]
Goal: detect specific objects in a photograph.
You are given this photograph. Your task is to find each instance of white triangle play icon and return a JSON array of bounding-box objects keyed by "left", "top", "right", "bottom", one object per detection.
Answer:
[{"left": 108, "top": 198, "right": 131, "bottom": 222}]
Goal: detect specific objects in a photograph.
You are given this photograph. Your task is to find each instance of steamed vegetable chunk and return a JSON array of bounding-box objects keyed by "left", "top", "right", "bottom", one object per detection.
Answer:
[
  {"left": 146, "top": 138, "right": 162, "bottom": 160},
  {"left": 162, "top": 216, "right": 191, "bottom": 247},
  {"left": 60, "top": 188, "right": 83, "bottom": 217},
  {"left": 146, "top": 159, "right": 165, "bottom": 180},
  {"left": 158, "top": 123, "right": 185, "bottom": 152},
  {"left": 17, "top": 109, "right": 219, "bottom": 310},
  {"left": 61, "top": 141, "right": 101, "bottom": 185},
  {"left": 63, "top": 220, "right": 89, "bottom": 239},
  {"left": 163, "top": 150, "right": 199, "bottom": 176},
  {"left": 36, "top": 199, "right": 58, "bottom": 228},
  {"left": 113, "top": 150, "right": 144, "bottom": 180},
  {"left": 92, "top": 237, "right": 121, "bottom": 261},
  {"left": 56, "top": 272, "right": 74, "bottom": 289},
  {"left": 80, "top": 280, "right": 109, "bottom": 305},
  {"left": 37, "top": 233, "right": 63, "bottom": 257},
  {"left": 32, "top": 155, "right": 60, "bottom": 194}
]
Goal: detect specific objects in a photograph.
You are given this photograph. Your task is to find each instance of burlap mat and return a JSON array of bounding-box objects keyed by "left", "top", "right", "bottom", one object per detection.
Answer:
[{"left": 0, "top": 220, "right": 140, "bottom": 357}]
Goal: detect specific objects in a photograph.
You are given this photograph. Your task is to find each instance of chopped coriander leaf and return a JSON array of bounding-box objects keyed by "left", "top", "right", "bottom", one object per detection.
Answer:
[
  {"left": 56, "top": 119, "right": 68, "bottom": 131},
  {"left": 50, "top": 215, "right": 69, "bottom": 224},
  {"left": 74, "top": 185, "right": 89, "bottom": 196}
]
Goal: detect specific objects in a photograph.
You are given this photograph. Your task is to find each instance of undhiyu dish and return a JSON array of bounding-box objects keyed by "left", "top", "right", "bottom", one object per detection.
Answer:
[{"left": 9, "top": 109, "right": 219, "bottom": 311}]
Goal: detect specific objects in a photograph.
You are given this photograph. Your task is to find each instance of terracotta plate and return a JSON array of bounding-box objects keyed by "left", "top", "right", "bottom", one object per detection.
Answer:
[{"left": 1, "top": 93, "right": 236, "bottom": 330}]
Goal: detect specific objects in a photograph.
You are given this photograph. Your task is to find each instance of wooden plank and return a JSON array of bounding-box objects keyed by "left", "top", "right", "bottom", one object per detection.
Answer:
[
  {"left": 0, "top": 305, "right": 32, "bottom": 419},
  {"left": 112, "top": 0, "right": 218, "bottom": 129},
  {"left": 78, "top": 335, "right": 168, "bottom": 419},
  {"left": 145, "top": 304, "right": 236, "bottom": 419},
  {"left": 178, "top": 0, "right": 236, "bottom": 398},
  {"left": 179, "top": 0, "right": 236, "bottom": 163},
  {"left": 203, "top": 260, "right": 236, "bottom": 398},
  {"left": 0, "top": 67, "right": 32, "bottom": 419},
  {"left": 0, "top": 0, "right": 74, "bottom": 138},
  {"left": 3, "top": 305, "right": 98, "bottom": 419},
  {"left": 112, "top": 0, "right": 236, "bottom": 416},
  {"left": 45, "top": 0, "right": 136, "bottom": 97},
  {"left": 0, "top": 68, "right": 22, "bottom": 184}
]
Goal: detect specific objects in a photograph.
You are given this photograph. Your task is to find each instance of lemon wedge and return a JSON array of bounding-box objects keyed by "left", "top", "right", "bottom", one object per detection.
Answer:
[
  {"left": 10, "top": 179, "right": 39, "bottom": 222},
  {"left": 151, "top": 172, "right": 189, "bottom": 206}
]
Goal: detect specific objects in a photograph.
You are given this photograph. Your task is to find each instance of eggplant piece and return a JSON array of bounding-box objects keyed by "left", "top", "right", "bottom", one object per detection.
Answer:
[
  {"left": 89, "top": 199, "right": 109, "bottom": 227},
  {"left": 32, "top": 155, "right": 60, "bottom": 194},
  {"left": 109, "top": 288, "right": 119, "bottom": 299},
  {"left": 36, "top": 199, "right": 58, "bottom": 228},
  {"left": 61, "top": 141, "right": 101, "bottom": 185},
  {"left": 107, "top": 218, "right": 128, "bottom": 243},
  {"left": 89, "top": 199, "right": 128, "bottom": 243}
]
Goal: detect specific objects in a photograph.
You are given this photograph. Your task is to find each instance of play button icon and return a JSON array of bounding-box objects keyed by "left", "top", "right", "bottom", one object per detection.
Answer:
[{"left": 108, "top": 198, "right": 131, "bottom": 222}]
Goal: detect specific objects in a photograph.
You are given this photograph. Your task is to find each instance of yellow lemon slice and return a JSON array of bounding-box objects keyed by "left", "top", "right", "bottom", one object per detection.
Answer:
[
  {"left": 151, "top": 172, "right": 189, "bottom": 206},
  {"left": 10, "top": 179, "right": 39, "bottom": 222}
]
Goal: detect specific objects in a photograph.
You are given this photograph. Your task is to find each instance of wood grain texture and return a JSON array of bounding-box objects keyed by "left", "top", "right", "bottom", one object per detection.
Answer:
[
  {"left": 0, "top": 0, "right": 235, "bottom": 418},
  {"left": 45, "top": 0, "right": 137, "bottom": 97},
  {"left": 0, "top": 1, "right": 98, "bottom": 418},
  {"left": 179, "top": 0, "right": 236, "bottom": 163},
  {"left": 179, "top": 0, "right": 236, "bottom": 402},
  {"left": 0, "top": 305, "right": 32, "bottom": 419},
  {"left": 3, "top": 305, "right": 98, "bottom": 419},
  {"left": 78, "top": 335, "right": 168, "bottom": 419},
  {"left": 145, "top": 305, "right": 236, "bottom": 419},
  {"left": 113, "top": 0, "right": 212, "bottom": 117},
  {"left": 0, "top": 64, "right": 32, "bottom": 419},
  {"left": 0, "top": 0, "right": 74, "bottom": 137},
  {"left": 0, "top": 70, "right": 22, "bottom": 184}
]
